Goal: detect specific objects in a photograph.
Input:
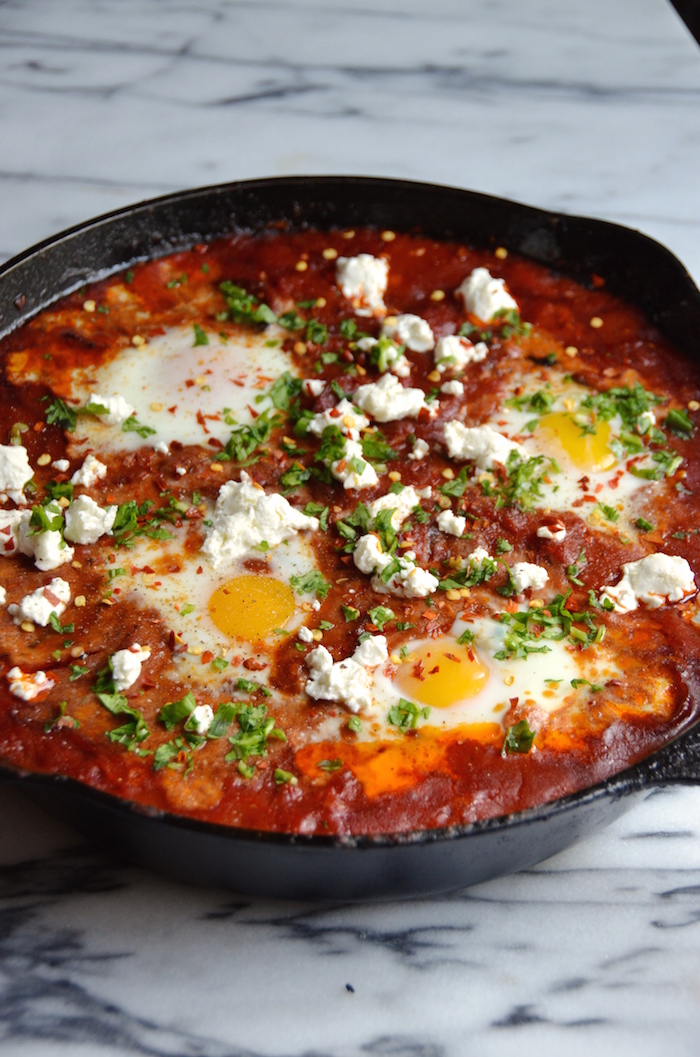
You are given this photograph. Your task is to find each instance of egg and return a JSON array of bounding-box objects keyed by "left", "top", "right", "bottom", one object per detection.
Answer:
[{"left": 69, "top": 323, "right": 295, "bottom": 452}]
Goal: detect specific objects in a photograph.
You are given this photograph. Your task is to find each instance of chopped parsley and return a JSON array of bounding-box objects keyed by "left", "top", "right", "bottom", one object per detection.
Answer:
[
  {"left": 502, "top": 719, "right": 536, "bottom": 754},
  {"left": 388, "top": 698, "right": 431, "bottom": 733},
  {"left": 220, "top": 280, "right": 277, "bottom": 326},
  {"left": 193, "top": 323, "right": 209, "bottom": 346},
  {"left": 290, "top": 570, "right": 331, "bottom": 600}
]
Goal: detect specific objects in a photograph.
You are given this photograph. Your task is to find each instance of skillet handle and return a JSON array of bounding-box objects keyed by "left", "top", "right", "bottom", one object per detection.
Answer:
[{"left": 629, "top": 725, "right": 700, "bottom": 787}]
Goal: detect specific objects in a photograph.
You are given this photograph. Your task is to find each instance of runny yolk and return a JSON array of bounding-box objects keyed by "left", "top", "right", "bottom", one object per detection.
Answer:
[
  {"left": 538, "top": 411, "right": 615, "bottom": 472},
  {"left": 394, "top": 640, "right": 489, "bottom": 709},
  {"left": 208, "top": 575, "right": 295, "bottom": 641}
]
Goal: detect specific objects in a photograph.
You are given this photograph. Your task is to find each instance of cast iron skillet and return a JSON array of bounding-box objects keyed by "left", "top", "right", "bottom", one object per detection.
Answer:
[{"left": 1, "top": 176, "right": 700, "bottom": 902}]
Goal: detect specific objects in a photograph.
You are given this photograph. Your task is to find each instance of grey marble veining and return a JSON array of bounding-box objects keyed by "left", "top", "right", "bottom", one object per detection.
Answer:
[{"left": 1, "top": 1, "right": 700, "bottom": 1054}]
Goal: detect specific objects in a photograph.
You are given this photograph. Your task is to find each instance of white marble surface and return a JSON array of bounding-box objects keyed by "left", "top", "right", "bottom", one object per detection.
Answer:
[{"left": 2, "top": 1, "right": 700, "bottom": 1053}]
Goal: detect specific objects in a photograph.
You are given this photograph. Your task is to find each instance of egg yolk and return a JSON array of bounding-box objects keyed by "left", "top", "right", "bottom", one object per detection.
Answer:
[
  {"left": 208, "top": 575, "right": 295, "bottom": 641},
  {"left": 394, "top": 640, "right": 489, "bottom": 709},
  {"left": 538, "top": 411, "right": 615, "bottom": 472}
]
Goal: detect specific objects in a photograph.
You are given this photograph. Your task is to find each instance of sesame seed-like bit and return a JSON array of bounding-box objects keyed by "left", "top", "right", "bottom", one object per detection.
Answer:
[
  {"left": 194, "top": 375, "right": 206, "bottom": 385},
  {"left": 83, "top": 300, "right": 96, "bottom": 313},
  {"left": 389, "top": 653, "right": 401, "bottom": 665},
  {"left": 427, "top": 369, "right": 441, "bottom": 383},
  {"left": 342, "top": 230, "right": 355, "bottom": 239},
  {"left": 210, "top": 463, "right": 224, "bottom": 473},
  {"left": 293, "top": 341, "right": 307, "bottom": 354},
  {"left": 20, "top": 621, "right": 34, "bottom": 633},
  {"left": 316, "top": 297, "right": 327, "bottom": 308},
  {"left": 565, "top": 345, "right": 578, "bottom": 357},
  {"left": 388, "top": 471, "right": 402, "bottom": 482},
  {"left": 381, "top": 230, "right": 396, "bottom": 242},
  {"left": 75, "top": 595, "right": 86, "bottom": 607},
  {"left": 295, "top": 260, "right": 308, "bottom": 272},
  {"left": 494, "top": 247, "right": 508, "bottom": 260},
  {"left": 132, "top": 335, "right": 146, "bottom": 346},
  {"left": 504, "top": 674, "right": 515, "bottom": 686},
  {"left": 437, "top": 495, "right": 452, "bottom": 509},
  {"left": 442, "top": 468, "right": 455, "bottom": 480},
  {"left": 431, "top": 291, "right": 446, "bottom": 304},
  {"left": 399, "top": 540, "right": 414, "bottom": 549},
  {"left": 529, "top": 599, "right": 544, "bottom": 609},
  {"left": 342, "top": 415, "right": 355, "bottom": 429},
  {"left": 188, "top": 647, "right": 203, "bottom": 656},
  {"left": 322, "top": 248, "right": 338, "bottom": 260},
  {"left": 589, "top": 316, "right": 603, "bottom": 329},
  {"left": 70, "top": 645, "right": 84, "bottom": 658},
  {"left": 459, "top": 588, "right": 470, "bottom": 597},
  {"left": 355, "top": 364, "right": 367, "bottom": 376},
  {"left": 36, "top": 453, "right": 51, "bottom": 466},
  {"left": 311, "top": 630, "right": 323, "bottom": 642},
  {"left": 446, "top": 589, "right": 461, "bottom": 601},
  {"left": 563, "top": 398, "right": 576, "bottom": 411},
  {"left": 71, "top": 560, "right": 82, "bottom": 569},
  {"left": 57, "top": 496, "right": 70, "bottom": 508},
  {"left": 150, "top": 402, "right": 163, "bottom": 412},
  {"left": 101, "top": 597, "right": 115, "bottom": 606},
  {"left": 688, "top": 400, "right": 700, "bottom": 411}
]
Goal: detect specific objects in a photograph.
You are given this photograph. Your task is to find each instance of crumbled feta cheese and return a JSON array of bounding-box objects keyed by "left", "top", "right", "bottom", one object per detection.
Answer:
[
  {"left": 64, "top": 495, "right": 118, "bottom": 545},
  {"left": 110, "top": 644, "right": 152, "bottom": 691},
  {"left": 353, "top": 374, "right": 433, "bottom": 422},
  {"left": 154, "top": 441, "right": 169, "bottom": 455},
  {"left": 444, "top": 422, "right": 526, "bottom": 468},
  {"left": 7, "top": 666, "right": 54, "bottom": 701},
  {"left": 52, "top": 459, "right": 70, "bottom": 473},
  {"left": 304, "top": 635, "right": 388, "bottom": 713},
  {"left": 89, "top": 392, "right": 135, "bottom": 427},
  {"left": 298, "top": 626, "right": 314, "bottom": 643},
  {"left": 189, "top": 704, "right": 214, "bottom": 735},
  {"left": 440, "top": 380, "right": 464, "bottom": 397},
  {"left": 434, "top": 335, "right": 488, "bottom": 374},
  {"left": 601, "top": 553, "right": 696, "bottom": 612},
  {"left": 175, "top": 466, "right": 187, "bottom": 476},
  {"left": 353, "top": 533, "right": 439, "bottom": 598},
  {"left": 366, "top": 485, "right": 430, "bottom": 530},
  {"left": 330, "top": 438, "right": 379, "bottom": 490},
  {"left": 17, "top": 502, "right": 75, "bottom": 572},
  {"left": 307, "top": 398, "right": 370, "bottom": 441},
  {"left": 202, "top": 472, "right": 319, "bottom": 568},
  {"left": 311, "top": 599, "right": 321, "bottom": 611},
  {"left": 336, "top": 254, "right": 388, "bottom": 317},
  {"left": 408, "top": 438, "right": 430, "bottom": 461},
  {"left": 381, "top": 314, "right": 435, "bottom": 352},
  {"left": 466, "top": 547, "right": 496, "bottom": 570},
  {"left": 0, "top": 585, "right": 6, "bottom": 605},
  {"left": 356, "top": 336, "right": 411, "bottom": 377},
  {"left": 456, "top": 267, "right": 518, "bottom": 321},
  {"left": 8, "top": 577, "right": 71, "bottom": 627},
  {"left": 437, "top": 510, "right": 466, "bottom": 536},
  {"left": 510, "top": 562, "right": 549, "bottom": 593},
  {"left": 302, "top": 379, "right": 326, "bottom": 398},
  {"left": 537, "top": 522, "right": 567, "bottom": 542},
  {"left": 0, "top": 444, "right": 32, "bottom": 504},
  {"left": 71, "top": 453, "right": 108, "bottom": 488},
  {"left": 0, "top": 509, "right": 31, "bottom": 557}
]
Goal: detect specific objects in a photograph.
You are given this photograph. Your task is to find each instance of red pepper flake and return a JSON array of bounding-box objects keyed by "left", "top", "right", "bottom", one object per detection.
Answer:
[
  {"left": 444, "top": 652, "right": 461, "bottom": 663},
  {"left": 201, "top": 651, "right": 214, "bottom": 665},
  {"left": 247, "top": 405, "right": 259, "bottom": 419},
  {"left": 196, "top": 409, "right": 210, "bottom": 433},
  {"left": 412, "top": 660, "right": 425, "bottom": 681},
  {"left": 509, "top": 696, "right": 519, "bottom": 708},
  {"left": 243, "top": 657, "right": 267, "bottom": 671},
  {"left": 168, "top": 405, "right": 178, "bottom": 413},
  {"left": 185, "top": 379, "right": 195, "bottom": 389},
  {"left": 428, "top": 665, "right": 440, "bottom": 675},
  {"left": 423, "top": 610, "right": 438, "bottom": 621},
  {"left": 583, "top": 495, "right": 597, "bottom": 503},
  {"left": 197, "top": 566, "right": 203, "bottom": 575}
]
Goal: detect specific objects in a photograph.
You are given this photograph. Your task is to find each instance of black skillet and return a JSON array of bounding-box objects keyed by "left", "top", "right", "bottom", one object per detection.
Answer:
[{"left": 1, "top": 176, "right": 700, "bottom": 901}]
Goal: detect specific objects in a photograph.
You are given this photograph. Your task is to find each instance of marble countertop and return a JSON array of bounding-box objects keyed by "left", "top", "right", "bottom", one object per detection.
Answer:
[{"left": 2, "top": 1, "right": 700, "bottom": 1054}]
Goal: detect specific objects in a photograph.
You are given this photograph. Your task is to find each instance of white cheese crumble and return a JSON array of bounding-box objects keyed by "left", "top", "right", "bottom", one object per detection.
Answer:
[
  {"left": 154, "top": 441, "right": 169, "bottom": 455},
  {"left": 302, "top": 379, "right": 326, "bottom": 398},
  {"left": 330, "top": 438, "right": 379, "bottom": 490},
  {"left": 444, "top": 422, "right": 526, "bottom": 468},
  {"left": 110, "top": 644, "right": 152, "bottom": 692},
  {"left": 466, "top": 547, "right": 496, "bottom": 570},
  {"left": 440, "top": 380, "right": 464, "bottom": 397},
  {"left": 89, "top": 392, "right": 135, "bottom": 427},
  {"left": 175, "top": 466, "right": 187, "bottom": 476},
  {"left": 52, "top": 459, "right": 70, "bottom": 473},
  {"left": 437, "top": 510, "right": 466, "bottom": 537},
  {"left": 189, "top": 704, "right": 214, "bottom": 735},
  {"left": 600, "top": 553, "right": 696, "bottom": 612},
  {"left": 298, "top": 626, "right": 314, "bottom": 643},
  {"left": 64, "top": 495, "right": 118, "bottom": 545},
  {"left": 366, "top": 485, "right": 430, "bottom": 530},
  {"left": 0, "top": 586, "right": 6, "bottom": 605},
  {"left": 336, "top": 254, "right": 388, "bottom": 317},
  {"left": 408, "top": 438, "right": 430, "bottom": 461},
  {"left": 307, "top": 398, "right": 370, "bottom": 441},
  {"left": 7, "top": 666, "right": 54, "bottom": 701},
  {"left": 8, "top": 577, "right": 71, "bottom": 627},
  {"left": 0, "top": 445, "right": 32, "bottom": 504},
  {"left": 537, "top": 522, "right": 567, "bottom": 542},
  {"left": 434, "top": 335, "right": 488, "bottom": 374},
  {"left": 202, "top": 472, "right": 319, "bottom": 568},
  {"left": 304, "top": 635, "right": 388, "bottom": 713},
  {"left": 0, "top": 508, "right": 74, "bottom": 570},
  {"left": 71, "top": 453, "right": 108, "bottom": 488},
  {"left": 353, "top": 533, "right": 439, "bottom": 598},
  {"left": 0, "top": 509, "right": 31, "bottom": 558},
  {"left": 456, "top": 267, "right": 518, "bottom": 321},
  {"left": 381, "top": 314, "right": 435, "bottom": 352},
  {"left": 356, "top": 336, "right": 411, "bottom": 377},
  {"left": 510, "top": 562, "right": 549, "bottom": 593},
  {"left": 353, "top": 374, "right": 434, "bottom": 422}
]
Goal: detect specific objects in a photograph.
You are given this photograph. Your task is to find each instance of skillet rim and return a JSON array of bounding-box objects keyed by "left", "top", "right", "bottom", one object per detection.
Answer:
[{"left": 1, "top": 173, "right": 700, "bottom": 858}]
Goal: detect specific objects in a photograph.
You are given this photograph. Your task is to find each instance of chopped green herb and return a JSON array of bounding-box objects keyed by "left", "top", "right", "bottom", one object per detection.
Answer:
[
  {"left": 635, "top": 517, "right": 654, "bottom": 532},
  {"left": 502, "top": 719, "right": 536, "bottom": 754},
  {"left": 342, "top": 604, "right": 360, "bottom": 622},
  {"left": 348, "top": 716, "right": 363, "bottom": 733},
  {"left": 220, "top": 280, "right": 277, "bottom": 326},
  {"left": 317, "top": 758, "right": 343, "bottom": 772},
  {"left": 122, "top": 416, "right": 156, "bottom": 439},
  {"left": 42, "top": 396, "right": 77, "bottom": 432},
  {"left": 388, "top": 698, "right": 431, "bottom": 733},
  {"left": 193, "top": 323, "right": 209, "bottom": 346},
  {"left": 290, "top": 570, "right": 331, "bottom": 600},
  {"left": 665, "top": 407, "right": 694, "bottom": 437},
  {"left": 274, "top": 768, "right": 298, "bottom": 785},
  {"left": 368, "top": 605, "right": 395, "bottom": 631}
]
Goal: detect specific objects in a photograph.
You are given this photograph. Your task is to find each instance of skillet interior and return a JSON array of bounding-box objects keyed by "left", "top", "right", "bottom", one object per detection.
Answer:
[{"left": 2, "top": 175, "right": 700, "bottom": 901}]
